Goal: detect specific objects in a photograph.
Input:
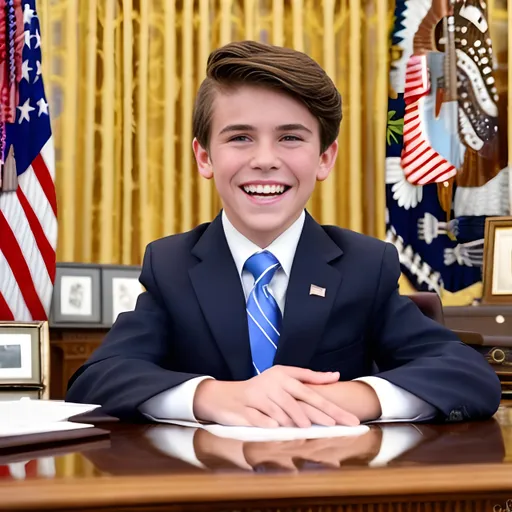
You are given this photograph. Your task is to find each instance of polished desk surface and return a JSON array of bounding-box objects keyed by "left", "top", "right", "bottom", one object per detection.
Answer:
[{"left": 1, "top": 405, "right": 512, "bottom": 511}]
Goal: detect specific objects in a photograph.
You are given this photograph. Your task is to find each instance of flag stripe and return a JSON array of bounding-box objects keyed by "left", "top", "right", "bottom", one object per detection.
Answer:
[
  {"left": 20, "top": 166, "right": 57, "bottom": 248},
  {"left": 0, "top": 212, "right": 47, "bottom": 320},
  {"left": 0, "top": 292, "right": 14, "bottom": 320},
  {"left": 0, "top": 249, "right": 31, "bottom": 320},
  {"left": 0, "top": 186, "right": 53, "bottom": 312},
  {"left": 16, "top": 187, "right": 55, "bottom": 282},
  {"left": 32, "top": 153, "right": 57, "bottom": 217}
]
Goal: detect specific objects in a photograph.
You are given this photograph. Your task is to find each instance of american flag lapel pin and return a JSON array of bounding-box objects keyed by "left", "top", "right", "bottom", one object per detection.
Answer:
[{"left": 309, "top": 284, "right": 326, "bottom": 297}]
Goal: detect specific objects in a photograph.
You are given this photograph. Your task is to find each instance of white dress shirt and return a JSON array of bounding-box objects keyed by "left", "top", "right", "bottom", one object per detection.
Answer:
[{"left": 139, "top": 211, "right": 437, "bottom": 423}]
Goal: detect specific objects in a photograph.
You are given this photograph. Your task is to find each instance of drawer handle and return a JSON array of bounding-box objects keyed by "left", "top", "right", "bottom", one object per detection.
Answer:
[
  {"left": 496, "top": 315, "right": 505, "bottom": 324},
  {"left": 491, "top": 348, "right": 506, "bottom": 363}
]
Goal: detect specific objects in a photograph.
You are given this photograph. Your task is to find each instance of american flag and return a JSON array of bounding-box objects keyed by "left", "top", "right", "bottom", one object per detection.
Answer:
[{"left": 0, "top": 0, "right": 56, "bottom": 321}]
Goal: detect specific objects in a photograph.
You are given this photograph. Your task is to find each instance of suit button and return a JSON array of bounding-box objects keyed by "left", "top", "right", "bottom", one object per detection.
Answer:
[{"left": 448, "top": 409, "right": 463, "bottom": 421}]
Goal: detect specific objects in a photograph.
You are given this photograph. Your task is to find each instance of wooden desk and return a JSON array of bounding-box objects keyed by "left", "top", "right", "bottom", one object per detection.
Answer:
[{"left": 1, "top": 406, "right": 512, "bottom": 512}]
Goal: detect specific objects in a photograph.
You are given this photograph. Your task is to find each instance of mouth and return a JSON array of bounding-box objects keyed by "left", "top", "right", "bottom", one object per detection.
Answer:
[{"left": 240, "top": 183, "right": 291, "bottom": 200}]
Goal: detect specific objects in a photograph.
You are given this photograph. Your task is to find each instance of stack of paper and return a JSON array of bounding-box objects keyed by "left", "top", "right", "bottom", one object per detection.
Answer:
[{"left": 0, "top": 399, "right": 100, "bottom": 438}]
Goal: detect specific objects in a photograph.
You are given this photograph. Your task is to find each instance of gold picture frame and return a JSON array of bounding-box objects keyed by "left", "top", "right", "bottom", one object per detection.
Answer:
[
  {"left": 482, "top": 216, "right": 512, "bottom": 304},
  {"left": 0, "top": 322, "right": 49, "bottom": 398}
]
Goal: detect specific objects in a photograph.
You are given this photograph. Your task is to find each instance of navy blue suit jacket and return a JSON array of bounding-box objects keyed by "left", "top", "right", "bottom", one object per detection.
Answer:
[{"left": 66, "top": 212, "right": 502, "bottom": 421}]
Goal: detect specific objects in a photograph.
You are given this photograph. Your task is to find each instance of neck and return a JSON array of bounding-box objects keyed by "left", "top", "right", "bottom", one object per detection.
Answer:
[{"left": 223, "top": 210, "right": 303, "bottom": 248}]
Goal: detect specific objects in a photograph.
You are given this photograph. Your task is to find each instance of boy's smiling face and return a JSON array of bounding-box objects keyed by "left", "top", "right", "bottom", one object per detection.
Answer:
[{"left": 193, "top": 85, "right": 338, "bottom": 247}]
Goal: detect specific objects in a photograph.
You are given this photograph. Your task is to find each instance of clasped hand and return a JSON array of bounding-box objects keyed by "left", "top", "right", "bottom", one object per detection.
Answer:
[{"left": 193, "top": 365, "right": 360, "bottom": 428}]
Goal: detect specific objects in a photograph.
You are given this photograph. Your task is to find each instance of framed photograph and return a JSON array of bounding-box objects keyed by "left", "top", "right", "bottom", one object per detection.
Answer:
[
  {"left": 101, "top": 265, "right": 143, "bottom": 326},
  {"left": 51, "top": 263, "right": 101, "bottom": 325},
  {"left": 0, "top": 322, "right": 49, "bottom": 389},
  {"left": 482, "top": 216, "right": 512, "bottom": 304}
]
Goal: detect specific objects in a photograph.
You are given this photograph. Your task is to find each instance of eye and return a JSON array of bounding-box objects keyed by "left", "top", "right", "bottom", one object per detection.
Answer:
[
  {"left": 281, "top": 135, "right": 302, "bottom": 142},
  {"left": 229, "top": 135, "right": 250, "bottom": 142}
]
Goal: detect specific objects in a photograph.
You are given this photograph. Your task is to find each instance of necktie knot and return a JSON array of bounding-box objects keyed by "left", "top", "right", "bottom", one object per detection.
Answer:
[{"left": 244, "top": 251, "right": 280, "bottom": 286}]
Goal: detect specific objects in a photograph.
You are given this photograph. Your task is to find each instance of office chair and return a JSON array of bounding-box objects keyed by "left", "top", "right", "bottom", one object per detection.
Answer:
[{"left": 408, "top": 292, "right": 484, "bottom": 345}]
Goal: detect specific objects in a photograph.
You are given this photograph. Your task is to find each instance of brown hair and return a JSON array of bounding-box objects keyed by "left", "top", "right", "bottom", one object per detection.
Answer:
[{"left": 192, "top": 40, "right": 342, "bottom": 154}]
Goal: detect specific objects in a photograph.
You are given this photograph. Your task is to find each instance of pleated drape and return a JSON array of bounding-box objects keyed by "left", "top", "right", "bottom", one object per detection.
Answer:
[{"left": 38, "top": 0, "right": 390, "bottom": 265}]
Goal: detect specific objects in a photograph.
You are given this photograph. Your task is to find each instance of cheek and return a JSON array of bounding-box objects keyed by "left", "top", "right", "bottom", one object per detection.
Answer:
[
  {"left": 289, "top": 155, "right": 320, "bottom": 186},
  {"left": 211, "top": 149, "right": 243, "bottom": 183}
]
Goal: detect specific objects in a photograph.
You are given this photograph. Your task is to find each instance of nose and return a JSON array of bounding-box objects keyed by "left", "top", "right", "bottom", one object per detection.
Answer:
[{"left": 249, "top": 139, "right": 281, "bottom": 172}]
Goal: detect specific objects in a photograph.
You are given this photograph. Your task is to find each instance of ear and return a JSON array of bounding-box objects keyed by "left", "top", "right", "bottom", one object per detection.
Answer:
[
  {"left": 193, "top": 138, "right": 213, "bottom": 179},
  {"left": 316, "top": 140, "right": 338, "bottom": 182}
]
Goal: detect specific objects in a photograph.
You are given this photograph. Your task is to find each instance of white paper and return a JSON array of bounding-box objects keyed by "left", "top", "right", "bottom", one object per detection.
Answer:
[
  {"left": 145, "top": 416, "right": 370, "bottom": 442},
  {"left": 0, "top": 399, "right": 100, "bottom": 437}
]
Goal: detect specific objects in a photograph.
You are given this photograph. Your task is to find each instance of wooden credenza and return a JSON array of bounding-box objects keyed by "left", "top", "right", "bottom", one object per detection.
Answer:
[
  {"left": 50, "top": 327, "right": 107, "bottom": 399},
  {"left": 444, "top": 305, "right": 512, "bottom": 397},
  {"left": 444, "top": 305, "right": 512, "bottom": 344}
]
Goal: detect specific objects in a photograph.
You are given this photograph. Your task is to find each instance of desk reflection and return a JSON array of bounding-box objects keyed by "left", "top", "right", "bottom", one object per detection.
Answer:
[{"left": 81, "top": 420, "right": 506, "bottom": 476}]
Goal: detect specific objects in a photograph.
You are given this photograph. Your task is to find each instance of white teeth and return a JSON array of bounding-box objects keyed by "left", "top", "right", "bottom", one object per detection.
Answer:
[{"left": 243, "top": 184, "right": 286, "bottom": 195}]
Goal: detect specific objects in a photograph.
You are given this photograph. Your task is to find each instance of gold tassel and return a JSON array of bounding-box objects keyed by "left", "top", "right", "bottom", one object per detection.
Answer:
[
  {"left": 0, "top": 145, "right": 18, "bottom": 192},
  {"left": 437, "top": 177, "right": 456, "bottom": 239}
]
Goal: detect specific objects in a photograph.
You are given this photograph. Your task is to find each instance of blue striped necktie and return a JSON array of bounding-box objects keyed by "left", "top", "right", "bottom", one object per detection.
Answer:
[{"left": 244, "top": 251, "right": 282, "bottom": 375}]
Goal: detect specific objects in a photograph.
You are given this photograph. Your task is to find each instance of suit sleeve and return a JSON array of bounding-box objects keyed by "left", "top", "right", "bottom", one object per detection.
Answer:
[
  {"left": 369, "top": 243, "right": 502, "bottom": 422},
  {"left": 66, "top": 244, "right": 204, "bottom": 420}
]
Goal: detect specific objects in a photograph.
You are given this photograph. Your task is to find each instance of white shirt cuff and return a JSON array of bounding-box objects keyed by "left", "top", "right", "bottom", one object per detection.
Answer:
[
  {"left": 138, "top": 376, "right": 213, "bottom": 422},
  {"left": 354, "top": 376, "right": 437, "bottom": 422}
]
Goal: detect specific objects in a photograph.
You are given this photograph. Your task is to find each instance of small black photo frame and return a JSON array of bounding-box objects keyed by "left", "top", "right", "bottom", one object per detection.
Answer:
[
  {"left": 51, "top": 263, "right": 102, "bottom": 325},
  {"left": 101, "top": 265, "right": 143, "bottom": 326}
]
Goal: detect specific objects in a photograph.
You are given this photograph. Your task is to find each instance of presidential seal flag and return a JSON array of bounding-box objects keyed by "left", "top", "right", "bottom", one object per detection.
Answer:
[
  {"left": 0, "top": 0, "right": 56, "bottom": 321},
  {"left": 386, "top": 0, "right": 509, "bottom": 305}
]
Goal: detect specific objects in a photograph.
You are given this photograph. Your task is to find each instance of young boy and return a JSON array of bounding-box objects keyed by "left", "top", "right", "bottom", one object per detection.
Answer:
[{"left": 66, "top": 41, "right": 501, "bottom": 426}]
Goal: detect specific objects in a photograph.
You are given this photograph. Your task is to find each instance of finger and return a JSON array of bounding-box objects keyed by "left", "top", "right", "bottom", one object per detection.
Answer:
[
  {"left": 254, "top": 398, "right": 295, "bottom": 427},
  {"left": 280, "top": 366, "right": 341, "bottom": 385},
  {"left": 284, "top": 380, "right": 360, "bottom": 426},
  {"left": 299, "top": 402, "right": 336, "bottom": 426},
  {"left": 244, "top": 407, "right": 280, "bottom": 428},
  {"left": 271, "top": 390, "right": 311, "bottom": 428}
]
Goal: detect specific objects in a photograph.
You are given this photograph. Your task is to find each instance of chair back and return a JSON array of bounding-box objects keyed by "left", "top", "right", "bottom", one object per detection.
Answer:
[{"left": 407, "top": 292, "right": 444, "bottom": 324}]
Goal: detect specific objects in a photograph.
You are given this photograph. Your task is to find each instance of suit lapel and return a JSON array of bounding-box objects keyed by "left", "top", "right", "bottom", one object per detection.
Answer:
[
  {"left": 274, "top": 213, "right": 343, "bottom": 368},
  {"left": 189, "top": 214, "right": 252, "bottom": 381}
]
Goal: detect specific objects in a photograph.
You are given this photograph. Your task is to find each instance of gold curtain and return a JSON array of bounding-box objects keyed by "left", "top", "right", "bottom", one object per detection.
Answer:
[{"left": 37, "top": 0, "right": 389, "bottom": 265}]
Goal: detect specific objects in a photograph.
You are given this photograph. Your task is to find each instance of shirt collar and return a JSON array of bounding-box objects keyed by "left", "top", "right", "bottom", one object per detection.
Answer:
[{"left": 222, "top": 210, "right": 306, "bottom": 277}]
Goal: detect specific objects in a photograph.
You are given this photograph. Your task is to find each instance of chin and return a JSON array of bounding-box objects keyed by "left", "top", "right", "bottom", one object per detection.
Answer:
[{"left": 248, "top": 216, "right": 295, "bottom": 239}]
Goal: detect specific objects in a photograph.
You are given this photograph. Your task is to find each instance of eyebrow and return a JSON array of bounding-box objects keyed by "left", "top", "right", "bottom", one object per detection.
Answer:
[{"left": 218, "top": 123, "right": 313, "bottom": 135}]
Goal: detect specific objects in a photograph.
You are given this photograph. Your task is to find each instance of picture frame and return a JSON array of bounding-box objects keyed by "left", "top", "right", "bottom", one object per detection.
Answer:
[
  {"left": 51, "top": 263, "right": 102, "bottom": 325},
  {"left": 101, "top": 265, "right": 143, "bottom": 326},
  {"left": 482, "top": 216, "right": 512, "bottom": 304},
  {"left": 0, "top": 322, "right": 49, "bottom": 392}
]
